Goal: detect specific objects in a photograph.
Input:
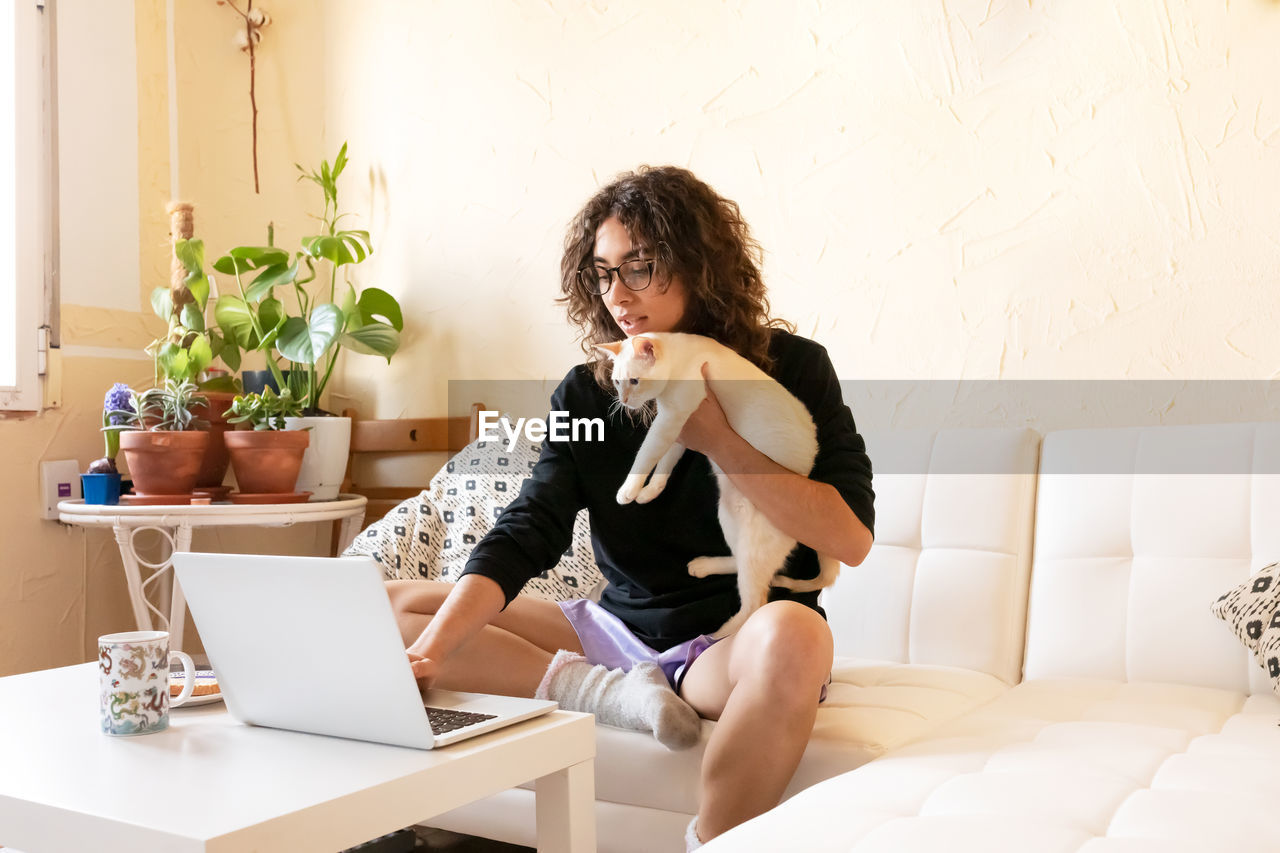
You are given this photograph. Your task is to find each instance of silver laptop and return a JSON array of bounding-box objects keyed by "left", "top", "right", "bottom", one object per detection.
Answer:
[{"left": 172, "top": 552, "right": 557, "bottom": 749}]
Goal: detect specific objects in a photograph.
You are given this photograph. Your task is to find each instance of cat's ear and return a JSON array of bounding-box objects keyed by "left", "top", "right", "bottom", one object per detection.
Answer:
[
  {"left": 631, "top": 335, "right": 658, "bottom": 363},
  {"left": 594, "top": 341, "right": 624, "bottom": 360}
]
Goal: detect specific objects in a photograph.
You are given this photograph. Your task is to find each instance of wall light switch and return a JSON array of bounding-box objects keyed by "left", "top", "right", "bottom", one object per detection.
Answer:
[{"left": 41, "top": 459, "right": 81, "bottom": 520}]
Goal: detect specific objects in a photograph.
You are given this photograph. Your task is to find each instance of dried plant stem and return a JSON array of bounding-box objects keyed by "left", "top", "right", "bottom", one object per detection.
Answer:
[
  {"left": 220, "top": 0, "right": 262, "bottom": 194},
  {"left": 247, "top": 0, "right": 259, "bottom": 193}
]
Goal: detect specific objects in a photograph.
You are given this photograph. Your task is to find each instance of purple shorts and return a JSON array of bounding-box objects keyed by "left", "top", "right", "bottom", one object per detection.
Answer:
[
  {"left": 558, "top": 598, "right": 830, "bottom": 702},
  {"left": 558, "top": 599, "right": 718, "bottom": 693}
]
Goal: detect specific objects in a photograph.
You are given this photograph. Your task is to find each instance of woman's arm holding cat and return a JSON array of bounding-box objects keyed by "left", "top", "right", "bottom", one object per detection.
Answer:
[{"left": 678, "top": 368, "right": 873, "bottom": 567}]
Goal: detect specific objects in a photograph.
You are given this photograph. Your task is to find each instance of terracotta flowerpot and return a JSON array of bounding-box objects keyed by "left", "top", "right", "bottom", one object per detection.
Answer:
[
  {"left": 192, "top": 391, "right": 237, "bottom": 488},
  {"left": 119, "top": 431, "right": 210, "bottom": 496},
  {"left": 224, "top": 429, "right": 311, "bottom": 494}
]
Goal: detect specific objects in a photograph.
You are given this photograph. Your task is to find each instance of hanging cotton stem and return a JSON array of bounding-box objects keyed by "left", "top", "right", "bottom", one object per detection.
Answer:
[{"left": 217, "top": 0, "right": 271, "bottom": 194}]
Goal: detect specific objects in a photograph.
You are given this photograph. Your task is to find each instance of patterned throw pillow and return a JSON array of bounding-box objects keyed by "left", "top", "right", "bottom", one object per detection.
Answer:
[
  {"left": 1260, "top": 617, "right": 1280, "bottom": 690},
  {"left": 344, "top": 435, "right": 605, "bottom": 603},
  {"left": 1211, "top": 562, "right": 1280, "bottom": 694}
]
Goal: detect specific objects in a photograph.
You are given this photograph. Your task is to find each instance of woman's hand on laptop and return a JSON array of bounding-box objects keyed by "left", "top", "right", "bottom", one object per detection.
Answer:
[
  {"left": 407, "top": 652, "right": 439, "bottom": 693},
  {"left": 401, "top": 574, "right": 505, "bottom": 696}
]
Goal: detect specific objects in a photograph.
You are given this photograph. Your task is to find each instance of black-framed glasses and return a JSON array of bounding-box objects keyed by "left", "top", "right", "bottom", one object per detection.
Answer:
[{"left": 578, "top": 258, "right": 657, "bottom": 296}]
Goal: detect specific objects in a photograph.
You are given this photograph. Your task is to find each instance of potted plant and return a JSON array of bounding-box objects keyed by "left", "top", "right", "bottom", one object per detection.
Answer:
[
  {"left": 209, "top": 228, "right": 294, "bottom": 394},
  {"left": 283, "top": 143, "right": 403, "bottom": 411},
  {"left": 221, "top": 387, "right": 311, "bottom": 497},
  {"left": 151, "top": 205, "right": 242, "bottom": 492},
  {"left": 115, "top": 379, "right": 210, "bottom": 498},
  {"left": 82, "top": 383, "right": 135, "bottom": 504},
  {"left": 213, "top": 143, "right": 403, "bottom": 499}
]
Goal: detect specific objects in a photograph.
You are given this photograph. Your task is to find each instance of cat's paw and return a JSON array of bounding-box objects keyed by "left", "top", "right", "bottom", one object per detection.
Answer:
[
  {"left": 687, "top": 556, "right": 736, "bottom": 578},
  {"left": 616, "top": 474, "right": 646, "bottom": 505},
  {"left": 636, "top": 476, "right": 669, "bottom": 504}
]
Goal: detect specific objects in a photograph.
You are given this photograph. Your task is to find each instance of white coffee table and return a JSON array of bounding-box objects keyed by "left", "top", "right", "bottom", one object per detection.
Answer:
[{"left": 0, "top": 664, "right": 596, "bottom": 853}]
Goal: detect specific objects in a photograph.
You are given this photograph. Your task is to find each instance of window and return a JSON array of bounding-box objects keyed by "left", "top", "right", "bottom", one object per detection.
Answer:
[{"left": 1, "top": 0, "right": 52, "bottom": 412}]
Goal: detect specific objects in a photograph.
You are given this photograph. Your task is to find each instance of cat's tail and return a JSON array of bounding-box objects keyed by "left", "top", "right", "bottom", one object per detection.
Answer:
[{"left": 770, "top": 553, "right": 842, "bottom": 593}]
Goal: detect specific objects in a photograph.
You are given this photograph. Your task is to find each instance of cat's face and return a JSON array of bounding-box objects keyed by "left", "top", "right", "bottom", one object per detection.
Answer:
[
  {"left": 597, "top": 336, "right": 665, "bottom": 409},
  {"left": 594, "top": 217, "right": 688, "bottom": 336}
]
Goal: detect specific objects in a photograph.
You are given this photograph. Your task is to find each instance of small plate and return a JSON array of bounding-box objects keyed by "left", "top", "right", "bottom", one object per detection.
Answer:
[
  {"left": 173, "top": 691, "right": 223, "bottom": 708},
  {"left": 170, "top": 669, "right": 221, "bottom": 707},
  {"left": 228, "top": 491, "right": 313, "bottom": 505}
]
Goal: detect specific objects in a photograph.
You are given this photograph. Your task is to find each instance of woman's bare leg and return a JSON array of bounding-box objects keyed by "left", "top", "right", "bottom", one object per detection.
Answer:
[
  {"left": 385, "top": 579, "right": 584, "bottom": 698},
  {"left": 677, "top": 600, "right": 833, "bottom": 843}
]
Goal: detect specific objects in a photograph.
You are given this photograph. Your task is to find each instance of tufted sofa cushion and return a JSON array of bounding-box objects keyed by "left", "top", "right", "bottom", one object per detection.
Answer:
[
  {"left": 702, "top": 679, "right": 1280, "bottom": 851},
  {"left": 1024, "top": 423, "right": 1280, "bottom": 694},
  {"left": 827, "top": 428, "right": 1040, "bottom": 685}
]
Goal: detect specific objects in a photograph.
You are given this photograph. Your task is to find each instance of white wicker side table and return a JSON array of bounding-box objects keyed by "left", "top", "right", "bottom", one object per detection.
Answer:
[{"left": 57, "top": 495, "right": 368, "bottom": 651}]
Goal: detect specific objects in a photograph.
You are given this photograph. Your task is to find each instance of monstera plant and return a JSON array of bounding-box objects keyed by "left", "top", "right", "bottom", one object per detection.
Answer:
[
  {"left": 210, "top": 236, "right": 295, "bottom": 394},
  {"left": 212, "top": 142, "right": 403, "bottom": 415}
]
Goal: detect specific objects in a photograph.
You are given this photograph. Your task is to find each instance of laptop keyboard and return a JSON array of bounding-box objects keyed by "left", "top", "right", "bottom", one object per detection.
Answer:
[{"left": 425, "top": 706, "right": 498, "bottom": 735}]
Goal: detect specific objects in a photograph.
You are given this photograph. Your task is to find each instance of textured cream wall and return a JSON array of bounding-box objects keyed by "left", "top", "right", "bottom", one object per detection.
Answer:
[
  {"left": 321, "top": 0, "right": 1280, "bottom": 428},
  {"left": 0, "top": 0, "right": 329, "bottom": 677}
]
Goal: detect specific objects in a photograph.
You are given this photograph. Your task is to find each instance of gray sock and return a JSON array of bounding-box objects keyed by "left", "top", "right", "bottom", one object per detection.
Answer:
[{"left": 536, "top": 650, "right": 701, "bottom": 750}]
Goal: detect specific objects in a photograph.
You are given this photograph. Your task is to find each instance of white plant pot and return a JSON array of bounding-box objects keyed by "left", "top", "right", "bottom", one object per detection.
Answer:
[{"left": 284, "top": 416, "right": 351, "bottom": 501}]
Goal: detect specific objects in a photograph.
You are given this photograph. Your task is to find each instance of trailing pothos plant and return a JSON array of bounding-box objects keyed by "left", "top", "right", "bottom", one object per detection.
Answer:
[
  {"left": 148, "top": 238, "right": 240, "bottom": 393},
  {"left": 212, "top": 142, "right": 403, "bottom": 416}
]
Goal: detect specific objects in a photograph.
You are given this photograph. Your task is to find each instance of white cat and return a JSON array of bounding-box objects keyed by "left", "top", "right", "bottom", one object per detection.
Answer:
[{"left": 596, "top": 332, "right": 841, "bottom": 638}]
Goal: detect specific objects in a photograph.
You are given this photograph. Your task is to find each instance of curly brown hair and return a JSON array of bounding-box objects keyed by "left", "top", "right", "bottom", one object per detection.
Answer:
[{"left": 558, "top": 165, "right": 794, "bottom": 387}]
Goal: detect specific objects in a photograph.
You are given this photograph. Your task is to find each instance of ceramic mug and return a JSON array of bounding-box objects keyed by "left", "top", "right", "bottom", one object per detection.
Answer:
[{"left": 98, "top": 631, "right": 196, "bottom": 736}]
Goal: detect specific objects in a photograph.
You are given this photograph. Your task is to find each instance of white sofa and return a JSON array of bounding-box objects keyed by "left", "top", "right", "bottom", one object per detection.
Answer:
[
  {"left": 700, "top": 423, "right": 1280, "bottom": 852},
  {"left": 430, "top": 427, "right": 1047, "bottom": 851}
]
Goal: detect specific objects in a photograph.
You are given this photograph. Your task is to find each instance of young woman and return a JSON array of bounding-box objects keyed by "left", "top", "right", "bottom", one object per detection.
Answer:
[{"left": 387, "top": 166, "right": 875, "bottom": 849}]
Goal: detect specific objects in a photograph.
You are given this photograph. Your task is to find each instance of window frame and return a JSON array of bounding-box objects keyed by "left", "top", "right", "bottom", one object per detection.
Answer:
[{"left": 1, "top": 0, "right": 54, "bottom": 413}]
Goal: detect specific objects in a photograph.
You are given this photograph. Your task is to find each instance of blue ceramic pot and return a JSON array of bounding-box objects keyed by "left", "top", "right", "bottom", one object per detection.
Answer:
[
  {"left": 241, "top": 369, "right": 291, "bottom": 396},
  {"left": 81, "top": 472, "right": 122, "bottom": 505}
]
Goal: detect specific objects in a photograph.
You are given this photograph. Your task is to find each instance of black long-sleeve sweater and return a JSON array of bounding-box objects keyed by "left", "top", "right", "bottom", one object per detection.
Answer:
[{"left": 460, "top": 331, "right": 875, "bottom": 651}]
